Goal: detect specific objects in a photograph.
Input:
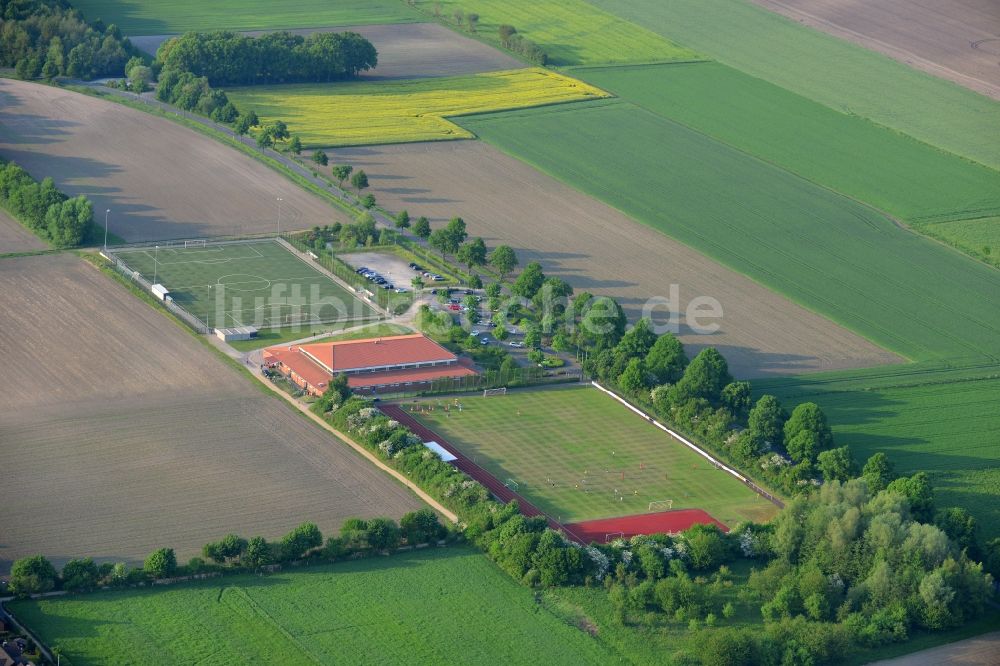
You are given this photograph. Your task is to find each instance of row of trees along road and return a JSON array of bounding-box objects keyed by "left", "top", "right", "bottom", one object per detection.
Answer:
[{"left": 155, "top": 30, "right": 378, "bottom": 86}]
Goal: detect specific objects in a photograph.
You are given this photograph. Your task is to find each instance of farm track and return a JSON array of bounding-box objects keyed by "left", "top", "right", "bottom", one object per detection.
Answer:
[
  {"left": 331, "top": 140, "right": 900, "bottom": 378},
  {"left": 0, "top": 79, "right": 342, "bottom": 242},
  {"left": 0, "top": 253, "right": 422, "bottom": 572}
]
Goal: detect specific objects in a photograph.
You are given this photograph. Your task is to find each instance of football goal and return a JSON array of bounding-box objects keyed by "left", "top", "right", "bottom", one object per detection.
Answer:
[
  {"left": 504, "top": 478, "right": 519, "bottom": 491},
  {"left": 483, "top": 387, "right": 507, "bottom": 397},
  {"left": 184, "top": 239, "right": 208, "bottom": 249},
  {"left": 648, "top": 499, "right": 674, "bottom": 512},
  {"left": 604, "top": 532, "right": 625, "bottom": 543}
]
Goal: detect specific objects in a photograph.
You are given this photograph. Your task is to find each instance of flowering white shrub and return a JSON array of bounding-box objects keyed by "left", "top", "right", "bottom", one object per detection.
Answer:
[{"left": 585, "top": 546, "right": 610, "bottom": 580}]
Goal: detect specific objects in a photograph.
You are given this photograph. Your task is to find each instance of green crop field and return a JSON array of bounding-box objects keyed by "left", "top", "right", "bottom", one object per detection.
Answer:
[
  {"left": 757, "top": 360, "right": 1000, "bottom": 537},
  {"left": 460, "top": 101, "right": 1000, "bottom": 362},
  {"left": 114, "top": 240, "right": 379, "bottom": 329},
  {"left": 406, "top": 386, "right": 777, "bottom": 526},
  {"left": 589, "top": 0, "right": 1000, "bottom": 171},
  {"left": 227, "top": 68, "right": 608, "bottom": 147},
  {"left": 413, "top": 0, "right": 698, "bottom": 66},
  {"left": 576, "top": 63, "right": 1000, "bottom": 225},
  {"left": 916, "top": 217, "right": 1000, "bottom": 270},
  {"left": 9, "top": 547, "right": 615, "bottom": 665},
  {"left": 72, "top": 0, "right": 421, "bottom": 35}
]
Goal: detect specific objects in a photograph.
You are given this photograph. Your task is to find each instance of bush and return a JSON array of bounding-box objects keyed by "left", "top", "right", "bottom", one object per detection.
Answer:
[
  {"left": 9, "top": 555, "right": 58, "bottom": 595},
  {"left": 143, "top": 548, "right": 178, "bottom": 578}
]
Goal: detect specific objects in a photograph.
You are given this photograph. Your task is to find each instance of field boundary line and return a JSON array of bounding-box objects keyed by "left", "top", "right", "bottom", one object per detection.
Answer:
[
  {"left": 590, "top": 381, "right": 784, "bottom": 509},
  {"left": 250, "top": 371, "right": 457, "bottom": 524}
]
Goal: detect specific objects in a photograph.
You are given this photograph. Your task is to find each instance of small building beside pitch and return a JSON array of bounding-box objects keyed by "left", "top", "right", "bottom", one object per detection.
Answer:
[
  {"left": 215, "top": 326, "right": 259, "bottom": 342},
  {"left": 262, "top": 333, "right": 477, "bottom": 395}
]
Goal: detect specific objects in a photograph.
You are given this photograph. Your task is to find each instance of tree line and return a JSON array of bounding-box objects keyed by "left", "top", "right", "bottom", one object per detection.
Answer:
[
  {"left": 7, "top": 509, "right": 446, "bottom": 595},
  {"left": 311, "top": 369, "right": 996, "bottom": 665},
  {"left": 0, "top": 159, "right": 93, "bottom": 247},
  {"left": 1, "top": 0, "right": 138, "bottom": 80},
  {"left": 155, "top": 30, "right": 377, "bottom": 86},
  {"left": 422, "top": 1, "right": 547, "bottom": 64}
]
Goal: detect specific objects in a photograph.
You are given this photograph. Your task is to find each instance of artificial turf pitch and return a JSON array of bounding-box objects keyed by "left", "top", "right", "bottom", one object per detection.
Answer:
[
  {"left": 114, "top": 240, "right": 379, "bottom": 329},
  {"left": 407, "top": 386, "right": 777, "bottom": 526}
]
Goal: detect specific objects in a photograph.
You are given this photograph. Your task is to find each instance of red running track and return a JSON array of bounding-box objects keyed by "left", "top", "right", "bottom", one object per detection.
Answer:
[
  {"left": 380, "top": 404, "right": 725, "bottom": 544},
  {"left": 564, "top": 509, "right": 728, "bottom": 544}
]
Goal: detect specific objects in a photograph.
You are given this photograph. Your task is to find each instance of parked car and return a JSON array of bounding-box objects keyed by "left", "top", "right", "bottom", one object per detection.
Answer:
[
  {"left": 472, "top": 329, "right": 482, "bottom": 335},
  {"left": 355, "top": 267, "right": 368, "bottom": 274},
  {"left": 449, "top": 304, "right": 461, "bottom": 311},
  {"left": 408, "top": 262, "right": 418, "bottom": 269},
  {"left": 480, "top": 337, "right": 490, "bottom": 345},
  {"left": 509, "top": 341, "right": 524, "bottom": 348},
  {"left": 432, "top": 275, "right": 445, "bottom": 281},
  {"left": 430, "top": 289, "right": 438, "bottom": 295},
  {"left": 464, "top": 289, "right": 474, "bottom": 295},
  {"left": 395, "top": 287, "right": 408, "bottom": 293}
]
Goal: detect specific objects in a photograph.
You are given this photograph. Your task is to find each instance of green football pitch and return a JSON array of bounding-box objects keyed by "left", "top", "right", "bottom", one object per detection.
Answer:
[
  {"left": 114, "top": 240, "right": 379, "bottom": 329},
  {"left": 406, "top": 386, "right": 778, "bottom": 526}
]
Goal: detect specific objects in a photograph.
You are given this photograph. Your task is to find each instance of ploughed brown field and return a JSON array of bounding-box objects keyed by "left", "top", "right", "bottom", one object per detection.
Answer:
[
  {"left": 752, "top": 0, "right": 1000, "bottom": 99},
  {"left": 130, "top": 23, "right": 523, "bottom": 79},
  {"left": 0, "top": 253, "right": 422, "bottom": 573},
  {"left": 0, "top": 79, "right": 341, "bottom": 243},
  {"left": 0, "top": 209, "right": 46, "bottom": 253},
  {"left": 329, "top": 141, "right": 900, "bottom": 378}
]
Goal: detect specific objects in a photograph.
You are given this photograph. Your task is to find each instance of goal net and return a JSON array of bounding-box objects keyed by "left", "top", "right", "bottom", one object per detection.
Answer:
[
  {"left": 604, "top": 532, "right": 625, "bottom": 543},
  {"left": 648, "top": 499, "right": 674, "bottom": 512},
  {"left": 504, "top": 478, "right": 519, "bottom": 491},
  {"left": 184, "top": 239, "right": 208, "bottom": 249},
  {"left": 483, "top": 387, "right": 507, "bottom": 397}
]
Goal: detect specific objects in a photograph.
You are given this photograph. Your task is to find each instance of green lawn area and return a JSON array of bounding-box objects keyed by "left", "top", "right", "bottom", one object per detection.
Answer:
[
  {"left": 407, "top": 386, "right": 777, "bottom": 526},
  {"left": 576, "top": 63, "right": 1000, "bottom": 225},
  {"left": 72, "top": 0, "right": 421, "bottom": 34},
  {"left": 413, "top": 0, "right": 699, "bottom": 66},
  {"left": 459, "top": 101, "right": 1000, "bottom": 362},
  {"left": 114, "top": 240, "right": 378, "bottom": 329},
  {"left": 589, "top": 0, "right": 1000, "bottom": 172},
  {"left": 10, "top": 547, "right": 615, "bottom": 665},
  {"left": 916, "top": 216, "right": 1000, "bottom": 269},
  {"left": 757, "top": 360, "right": 1000, "bottom": 537}
]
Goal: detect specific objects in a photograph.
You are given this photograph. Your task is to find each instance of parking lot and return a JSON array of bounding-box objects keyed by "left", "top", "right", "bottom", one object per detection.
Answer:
[{"left": 339, "top": 250, "right": 429, "bottom": 292}]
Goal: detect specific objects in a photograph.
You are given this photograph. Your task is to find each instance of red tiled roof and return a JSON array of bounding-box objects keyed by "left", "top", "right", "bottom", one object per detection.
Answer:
[
  {"left": 299, "top": 334, "right": 455, "bottom": 372},
  {"left": 262, "top": 346, "right": 330, "bottom": 391},
  {"left": 347, "top": 361, "right": 477, "bottom": 389}
]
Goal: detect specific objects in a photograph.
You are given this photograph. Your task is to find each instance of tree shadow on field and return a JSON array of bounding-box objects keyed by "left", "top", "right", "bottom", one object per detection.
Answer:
[
  {"left": 0, "top": 108, "right": 78, "bottom": 146},
  {"left": 0, "top": 148, "right": 123, "bottom": 187}
]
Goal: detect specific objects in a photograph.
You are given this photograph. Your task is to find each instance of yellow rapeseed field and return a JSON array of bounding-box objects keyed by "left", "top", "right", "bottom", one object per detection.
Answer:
[{"left": 227, "top": 68, "right": 610, "bottom": 147}]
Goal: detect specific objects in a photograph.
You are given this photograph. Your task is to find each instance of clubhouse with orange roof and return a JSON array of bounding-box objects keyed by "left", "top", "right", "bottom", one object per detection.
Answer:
[{"left": 262, "top": 333, "right": 477, "bottom": 395}]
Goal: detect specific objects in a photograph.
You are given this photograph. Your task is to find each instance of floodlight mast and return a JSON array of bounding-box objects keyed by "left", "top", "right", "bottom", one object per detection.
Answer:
[
  {"left": 103, "top": 209, "right": 111, "bottom": 250},
  {"left": 276, "top": 197, "right": 283, "bottom": 237}
]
